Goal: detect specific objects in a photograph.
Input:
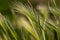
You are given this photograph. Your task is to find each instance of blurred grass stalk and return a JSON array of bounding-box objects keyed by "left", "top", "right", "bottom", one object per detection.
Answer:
[{"left": 0, "top": 0, "right": 60, "bottom": 40}]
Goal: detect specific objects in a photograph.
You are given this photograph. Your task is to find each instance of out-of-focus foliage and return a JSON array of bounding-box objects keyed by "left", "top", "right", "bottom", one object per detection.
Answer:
[{"left": 0, "top": 0, "right": 60, "bottom": 40}]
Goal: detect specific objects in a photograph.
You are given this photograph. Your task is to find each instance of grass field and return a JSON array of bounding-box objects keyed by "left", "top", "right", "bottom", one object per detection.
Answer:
[{"left": 0, "top": 0, "right": 60, "bottom": 40}]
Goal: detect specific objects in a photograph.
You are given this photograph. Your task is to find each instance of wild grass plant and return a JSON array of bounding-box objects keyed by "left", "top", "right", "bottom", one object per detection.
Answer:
[{"left": 0, "top": 0, "right": 60, "bottom": 40}]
